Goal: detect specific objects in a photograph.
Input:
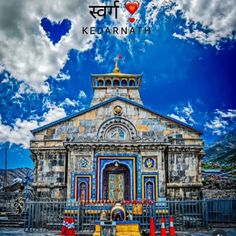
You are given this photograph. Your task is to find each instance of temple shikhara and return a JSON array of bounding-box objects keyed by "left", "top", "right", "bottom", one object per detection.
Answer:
[{"left": 30, "top": 59, "right": 204, "bottom": 201}]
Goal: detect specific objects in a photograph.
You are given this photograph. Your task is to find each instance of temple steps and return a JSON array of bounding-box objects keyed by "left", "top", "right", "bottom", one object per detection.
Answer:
[{"left": 0, "top": 212, "right": 26, "bottom": 228}]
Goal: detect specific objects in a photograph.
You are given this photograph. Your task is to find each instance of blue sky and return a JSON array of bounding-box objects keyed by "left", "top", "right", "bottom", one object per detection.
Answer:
[{"left": 0, "top": 0, "right": 236, "bottom": 169}]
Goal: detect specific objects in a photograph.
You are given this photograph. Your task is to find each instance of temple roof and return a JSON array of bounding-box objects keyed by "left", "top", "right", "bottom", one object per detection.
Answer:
[
  {"left": 91, "top": 72, "right": 143, "bottom": 77},
  {"left": 91, "top": 57, "right": 142, "bottom": 77},
  {"left": 31, "top": 96, "right": 202, "bottom": 134}
]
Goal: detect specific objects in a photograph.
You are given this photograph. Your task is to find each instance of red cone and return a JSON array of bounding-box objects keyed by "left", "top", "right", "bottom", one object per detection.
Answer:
[
  {"left": 150, "top": 217, "right": 156, "bottom": 236},
  {"left": 60, "top": 216, "right": 75, "bottom": 236},
  {"left": 169, "top": 216, "right": 176, "bottom": 236},
  {"left": 160, "top": 217, "right": 167, "bottom": 236}
]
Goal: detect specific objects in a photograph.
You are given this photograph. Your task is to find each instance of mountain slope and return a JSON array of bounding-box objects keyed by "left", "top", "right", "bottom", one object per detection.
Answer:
[
  {"left": 0, "top": 168, "right": 33, "bottom": 188},
  {"left": 204, "top": 132, "right": 236, "bottom": 164}
]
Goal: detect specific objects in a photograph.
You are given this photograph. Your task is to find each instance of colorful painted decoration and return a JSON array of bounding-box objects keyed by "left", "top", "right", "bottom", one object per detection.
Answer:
[
  {"left": 133, "top": 204, "right": 143, "bottom": 215},
  {"left": 144, "top": 158, "right": 155, "bottom": 169},
  {"left": 146, "top": 181, "right": 154, "bottom": 200},
  {"left": 111, "top": 203, "right": 126, "bottom": 221},
  {"left": 76, "top": 176, "right": 90, "bottom": 201},
  {"left": 79, "top": 158, "right": 89, "bottom": 169},
  {"left": 143, "top": 176, "right": 156, "bottom": 201},
  {"left": 109, "top": 174, "right": 124, "bottom": 201}
]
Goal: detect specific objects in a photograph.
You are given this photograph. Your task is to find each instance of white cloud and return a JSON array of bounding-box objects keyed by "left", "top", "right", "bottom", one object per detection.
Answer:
[
  {"left": 56, "top": 72, "right": 71, "bottom": 81},
  {"left": 205, "top": 108, "right": 236, "bottom": 135},
  {"left": 215, "top": 109, "right": 236, "bottom": 118},
  {"left": 59, "top": 98, "right": 80, "bottom": 108},
  {"left": 206, "top": 116, "right": 228, "bottom": 129},
  {"left": 205, "top": 116, "right": 228, "bottom": 135},
  {"left": 173, "top": 30, "right": 217, "bottom": 46},
  {"left": 170, "top": 101, "right": 196, "bottom": 125},
  {"left": 78, "top": 90, "right": 87, "bottom": 99},
  {"left": 146, "top": 0, "right": 236, "bottom": 46},
  {"left": 1, "top": 78, "right": 10, "bottom": 84},
  {"left": 12, "top": 82, "right": 41, "bottom": 99},
  {"left": 12, "top": 99, "right": 24, "bottom": 108},
  {"left": 144, "top": 39, "right": 154, "bottom": 46},
  {"left": 169, "top": 113, "right": 187, "bottom": 123},
  {"left": 95, "top": 48, "right": 105, "bottom": 63},
  {"left": 0, "top": 0, "right": 100, "bottom": 93},
  {"left": 57, "top": 91, "right": 87, "bottom": 109},
  {"left": 183, "top": 102, "right": 193, "bottom": 116},
  {"left": 146, "top": 0, "right": 170, "bottom": 25},
  {"left": 0, "top": 116, "right": 38, "bottom": 149},
  {"left": 42, "top": 105, "right": 66, "bottom": 125},
  {"left": 18, "top": 83, "right": 35, "bottom": 95},
  {"left": 182, "top": 102, "right": 195, "bottom": 124},
  {"left": 0, "top": 105, "right": 66, "bottom": 148},
  {"left": 64, "top": 98, "right": 77, "bottom": 107}
]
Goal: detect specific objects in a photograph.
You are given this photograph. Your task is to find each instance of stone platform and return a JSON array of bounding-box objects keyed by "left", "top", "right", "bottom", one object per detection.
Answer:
[{"left": 93, "top": 220, "right": 141, "bottom": 236}]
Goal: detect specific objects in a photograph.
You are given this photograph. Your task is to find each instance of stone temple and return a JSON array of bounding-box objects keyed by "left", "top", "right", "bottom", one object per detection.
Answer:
[{"left": 30, "top": 60, "right": 204, "bottom": 201}]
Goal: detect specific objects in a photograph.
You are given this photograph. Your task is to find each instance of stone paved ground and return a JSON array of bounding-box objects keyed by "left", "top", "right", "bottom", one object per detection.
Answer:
[
  {"left": 0, "top": 228, "right": 236, "bottom": 236},
  {"left": 177, "top": 229, "right": 236, "bottom": 236},
  {"left": 0, "top": 228, "right": 59, "bottom": 236}
]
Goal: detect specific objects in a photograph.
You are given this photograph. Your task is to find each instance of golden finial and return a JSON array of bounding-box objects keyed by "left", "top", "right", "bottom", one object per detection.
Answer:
[{"left": 113, "top": 54, "right": 122, "bottom": 73}]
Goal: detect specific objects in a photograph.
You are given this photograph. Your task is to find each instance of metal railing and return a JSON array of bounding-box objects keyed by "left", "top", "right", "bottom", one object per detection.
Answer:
[
  {"left": 24, "top": 199, "right": 236, "bottom": 233},
  {"left": 0, "top": 192, "right": 23, "bottom": 213}
]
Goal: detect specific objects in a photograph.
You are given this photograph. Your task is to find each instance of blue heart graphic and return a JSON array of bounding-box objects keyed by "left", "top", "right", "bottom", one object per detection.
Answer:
[{"left": 41, "top": 17, "right": 72, "bottom": 45}]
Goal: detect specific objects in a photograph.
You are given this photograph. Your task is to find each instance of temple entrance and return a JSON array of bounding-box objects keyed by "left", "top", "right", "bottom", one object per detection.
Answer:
[{"left": 103, "top": 162, "right": 130, "bottom": 201}]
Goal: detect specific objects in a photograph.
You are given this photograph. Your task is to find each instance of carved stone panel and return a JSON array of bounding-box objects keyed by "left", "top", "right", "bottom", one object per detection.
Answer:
[{"left": 97, "top": 117, "right": 138, "bottom": 140}]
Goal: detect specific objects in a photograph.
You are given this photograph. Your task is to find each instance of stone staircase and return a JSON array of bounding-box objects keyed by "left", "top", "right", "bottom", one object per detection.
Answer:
[
  {"left": 0, "top": 195, "right": 26, "bottom": 228},
  {"left": 0, "top": 212, "right": 26, "bottom": 228}
]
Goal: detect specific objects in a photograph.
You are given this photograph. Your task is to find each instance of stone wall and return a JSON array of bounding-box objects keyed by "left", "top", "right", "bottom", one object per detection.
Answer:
[
  {"left": 166, "top": 147, "right": 202, "bottom": 199},
  {"left": 30, "top": 99, "right": 203, "bottom": 201},
  {"left": 31, "top": 148, "right": 67, "bottom": 200},
  {"left": 30, "top": 143, "right": 203, "bottom": 200},
  {"left": 33, "top": 100, "right": 201, "bottom": 144}
]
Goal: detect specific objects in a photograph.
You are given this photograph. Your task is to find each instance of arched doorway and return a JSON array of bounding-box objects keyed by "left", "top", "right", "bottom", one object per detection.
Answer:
[
  {"left": 79, "top": 182, "right": 87, "bottom": 201},
  {"left": 103, "top": 162, "right": 130, "bottom": 201}
]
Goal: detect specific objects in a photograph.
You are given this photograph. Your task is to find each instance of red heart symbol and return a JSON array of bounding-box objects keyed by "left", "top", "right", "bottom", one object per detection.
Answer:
[
  {"left": 129, "top": 17, "right": 135, "bottom": 23},
  {"left": 125, "top": 1, "right": 140, "bottom": 15}
]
